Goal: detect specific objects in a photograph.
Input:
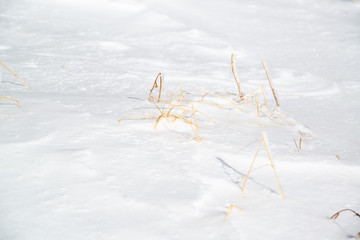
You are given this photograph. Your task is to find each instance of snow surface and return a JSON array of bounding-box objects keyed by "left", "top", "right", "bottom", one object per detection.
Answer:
[{"left": 1, "top": 0, "right": 360, "bottom": 239}]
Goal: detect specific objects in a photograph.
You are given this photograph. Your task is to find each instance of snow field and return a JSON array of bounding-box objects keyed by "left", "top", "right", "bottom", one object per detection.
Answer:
[{"left": 1, "top": 0, "right": 360, "bottom": 239}]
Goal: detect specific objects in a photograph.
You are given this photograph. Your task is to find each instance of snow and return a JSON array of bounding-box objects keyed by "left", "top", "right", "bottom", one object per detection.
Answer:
[{"left": 1, "top": 0, "right": 360, "bottom": 239}]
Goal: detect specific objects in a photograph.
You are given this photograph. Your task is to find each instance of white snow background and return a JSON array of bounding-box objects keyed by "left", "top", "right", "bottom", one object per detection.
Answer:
[{"left": 0, "top": 0, "right": 360, "bottom": 239}]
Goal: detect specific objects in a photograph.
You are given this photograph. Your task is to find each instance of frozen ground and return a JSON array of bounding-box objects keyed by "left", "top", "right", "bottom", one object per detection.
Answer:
[{"left": 0, "top": 0, "right": 360, "bottom": 239}]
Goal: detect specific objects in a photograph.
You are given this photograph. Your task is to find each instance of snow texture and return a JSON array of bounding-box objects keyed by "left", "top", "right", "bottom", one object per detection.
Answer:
[{"left": 0, "top": 0, "right": 360, "bottom": 239}]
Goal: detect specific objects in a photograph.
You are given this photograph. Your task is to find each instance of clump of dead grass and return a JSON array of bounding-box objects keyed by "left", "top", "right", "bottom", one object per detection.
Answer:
[
  {"left": 119, "top": 55, "right": 305, "bottom": 143},
  {"left": 120, "top": 73, "right": 220, "bottom": 142},
  {"left": 120, "top": 54, "right": 319, "bottom": 218}
]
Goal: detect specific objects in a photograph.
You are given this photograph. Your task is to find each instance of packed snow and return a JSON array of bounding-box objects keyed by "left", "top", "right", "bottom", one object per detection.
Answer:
[{"left": 1, "top": 0, "right": 360, "bottom": 239}]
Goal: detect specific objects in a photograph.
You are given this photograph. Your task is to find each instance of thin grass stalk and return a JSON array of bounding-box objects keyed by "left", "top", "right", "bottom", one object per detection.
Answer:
[
  {"left": 163, "top": 90, "right": 240, "bottom": 110},
  {"left": 191, "top": 108, "right": 215, "bottom": 123},
  {"left": 237, "top": 164, "right": 270, "bottom": 184},
  {"left": 154, "top": 114, "right": 165, "bottom": 129},
  {"left": 261, "top": 132, "right": 285, "bottom": 198},
  {"left": 241, "top": 141, "right": 264, "bottom": 191},
  {"left": 192, "top": 100, "right": 227, "bottom": 109},
  {"left": 330, "top": 209, "right": 360, "bottom": 219},
  {"left": 191, "top": 103, "right": 200, "bottom": 142},
  {"left": 0, "top": 61, "right": 29, "bottom": 88},
  {"left": 224, "top": 204, "right": 243, "bottom": 220},
  {"left": 149, "top": 73, "right": 162, "bottom": 103},
  {"left": 234, "top": 140, "right": 262, "bottom": 155},
  {"left": 262, "top": 60, "right": 280, "bottom": 106},
  {"left": 197, "top": 91, "right": 241, "bottom": 109},
  {"left": 293, "top": 138, "right": 300, "bottom": 152},
  {"left": 298, "top": 130, "right": 303, "bottom": 137},
  {"left": 261, "top": 85, "right": 270, "bottom": 112},
  {"left": 149, "top": 73, "right": 160, "bottom": 95},
  {"left": 240, "top": 85, "right": 261, "bottom": 101},
  {"left": 231, "top": 54, "right": 244, "bottom": 99},
  {"left": 158, "top": 73, "right": 163, "bottom": 103},
  {"left": 0, "top": 96, "right": 21, "bottom": 107}
]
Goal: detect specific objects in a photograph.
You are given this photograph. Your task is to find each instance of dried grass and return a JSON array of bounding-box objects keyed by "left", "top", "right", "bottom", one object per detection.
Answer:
[
  {"left": 0, "top": 61, "right": 29, "bottom": 108},
  {"left": 262, "top": 60, "right": 279, "bottom": 107},
  {"left": 149, "top": 72, "right": 163, "bottom": 103},
  {"left": 262, "top": 132, "right": 285, "bottom": 198},
  {"left": 119, "top": 56, "right": 317, "bottom": 203},
  {"left": 261, "top": 85, "right": 270, "bottom": 112},
  {"left": 238, "top": 133, "right": 285, "bottom": 198},
  {"left": 120, "top": 56, "right": 303, "bottom": 147},
  {"left": 121, "top": 74, "right": 220, "bottom": 141},
  {"left": 241, "top": 141, "right": 264, "bottom": 191},
  {"left": 234, "top": 140, "right": 263, "bottom": 155},
  {"left": 231, "top": 54, "right": 244, "bottom": 99},
  {"left": 255, "top": 93, "right": 260, "bottom": 117},
  {"left": 0, "top": 96, "right": 21, "bottom": 108},
  {"left": 330, "top": 209, "right": 360, "bottom": 220},
  {"left": 224, "top": 204, "right": 243, "bottom": 220},
  {"left": 293, "top": 138, "right": 300, "bottom": 152},
  {"left": 0, "top": 61, "right": 29, "bottom": 88},
  {"left": 293, "top": 129, "right": 314, "bottom": 152}
]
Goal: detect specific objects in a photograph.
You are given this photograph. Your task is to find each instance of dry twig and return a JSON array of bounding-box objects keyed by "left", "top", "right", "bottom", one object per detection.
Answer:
[{"left": 330, "top": 209, "right": 360, "bottom": 220}]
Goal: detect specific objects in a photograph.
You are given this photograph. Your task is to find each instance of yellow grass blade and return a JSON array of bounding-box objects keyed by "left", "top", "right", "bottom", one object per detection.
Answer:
[
  {"left": 261, "top": 132, "right": 285, "bottom": 198},
  {"left": 224, "top": 204, "right": 243, "bottom": 220},
  {"left": 234, "top": 140, "right": 262, "bottom": 155},
  {"left": 154, "top": 114, "right": 165, "bottom": 129},
  {"left": 241, "top": 141, "right": 264, "bottom": 191},
  {"left": 0, "top": 61, "right": 29, "bottom": 88},
  {"left": 231, "top": 54, "right": 244, "bottom": 99},
  {"left": 293, "top": 138, "right": 300, "bottom": 152},
  {"left": 262, "top": 60, "right": 279, "bottom": 106},
  {"left": 1, "top": 96, "right": 21, "bottom": 108},
  {"left": 149, "top": 73, "right": 162, "bottom": 103},
  {"left": 261, "top": 85, "right": 270, "bottom": 112}
]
